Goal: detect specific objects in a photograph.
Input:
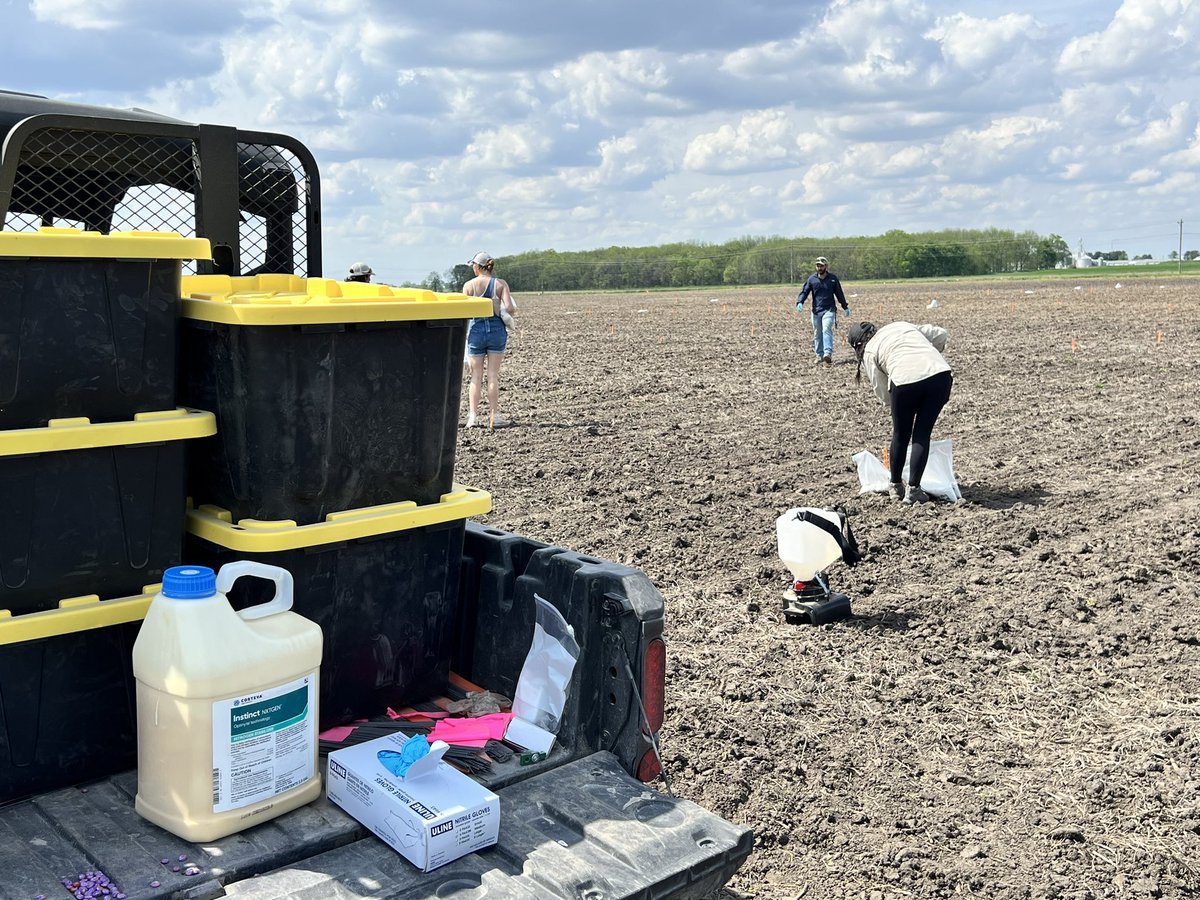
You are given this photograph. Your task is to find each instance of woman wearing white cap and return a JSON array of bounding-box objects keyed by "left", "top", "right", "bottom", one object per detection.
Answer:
[{"left": 463, "top": 252, "right": 518, "bottom": 428}]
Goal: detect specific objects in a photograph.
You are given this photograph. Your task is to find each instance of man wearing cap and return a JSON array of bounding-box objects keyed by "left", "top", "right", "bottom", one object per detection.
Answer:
[
  {"left": 346, "top": 262, "right": 373, "bottom": 283},
  {"left": 796, "top": 257, "right": 850, "bottom": 365}
]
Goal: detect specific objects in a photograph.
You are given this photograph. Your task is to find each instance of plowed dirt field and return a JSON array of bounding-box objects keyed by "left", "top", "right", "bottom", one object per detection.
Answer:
[{"left": 452, "top": 276, "right": 1200, "bottom": 900}]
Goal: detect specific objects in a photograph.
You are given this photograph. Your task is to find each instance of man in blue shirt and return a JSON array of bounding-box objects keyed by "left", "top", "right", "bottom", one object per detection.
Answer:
[{"left": 796, "top": 256, "right": 851, "bottom": 364}]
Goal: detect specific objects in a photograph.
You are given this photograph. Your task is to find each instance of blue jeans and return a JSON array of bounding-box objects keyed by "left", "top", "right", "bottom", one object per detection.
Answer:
[{"left": 812, "top": 310, "right": 836, "bottom": 359}]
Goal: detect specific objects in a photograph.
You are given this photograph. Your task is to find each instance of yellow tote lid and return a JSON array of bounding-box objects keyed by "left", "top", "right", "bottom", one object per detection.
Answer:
[
  {"left": 0, "top": 408, "right": 217, "bottom": 457},
  {"left": 0, "top": 589, "right": 157, "bottom": 645},
  {"left": 0, "top": 227, "right": 212, "bottom": 261},
  {"left": 187, "top": 484, "right": 492, "bottom": 552},
  {"left": 181, "top": 274, "right": 493, "bottom": 325}
]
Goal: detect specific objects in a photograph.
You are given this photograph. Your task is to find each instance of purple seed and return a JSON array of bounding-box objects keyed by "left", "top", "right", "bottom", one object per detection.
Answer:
[
  {"left": 149, "top": 881, "right": 160, "bottom": 888},
  {"left": 178, "top": 854, "right": 188, "bottom": 862},
  {"left": 161, "top": 857, "right": 170, "bottom": 864},
  {"left": 172, "top": 865, "right": 181, "bottom": 872}
]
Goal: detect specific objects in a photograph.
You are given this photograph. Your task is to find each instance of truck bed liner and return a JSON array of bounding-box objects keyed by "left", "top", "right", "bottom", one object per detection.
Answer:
[{"left": 0, "top": 752, "right": 750, "bottom": 900}]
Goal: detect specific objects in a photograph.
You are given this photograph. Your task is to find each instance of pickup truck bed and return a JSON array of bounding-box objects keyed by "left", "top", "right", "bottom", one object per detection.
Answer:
[
  {"left": 0, "top": 751, "right": 748, "bottom": 900},
  {"left": 0, "top": 523, "right": 751, "bottom": 898}
]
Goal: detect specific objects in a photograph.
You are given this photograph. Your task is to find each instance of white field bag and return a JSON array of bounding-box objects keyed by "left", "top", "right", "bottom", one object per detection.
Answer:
[{"left": 852, "top": 438, "right": 962, "bottom": 501}]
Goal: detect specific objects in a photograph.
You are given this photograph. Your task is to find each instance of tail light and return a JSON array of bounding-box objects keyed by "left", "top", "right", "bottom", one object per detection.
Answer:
[
  {"left": 635, "top": 637, "right": 666, "bottom": 783},
  {"left": 636, "top": 750, "right": 662, "bottom": 782},
  {"left": 641, "top": 638, "right": 665, "bottom": 734}
]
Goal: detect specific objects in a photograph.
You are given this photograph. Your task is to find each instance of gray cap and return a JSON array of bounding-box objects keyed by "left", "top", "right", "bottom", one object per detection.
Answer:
[
  {"left": 349, "top": 261, "right": 373, "bottom": 276},
  {"left": 469, "top": 252, "right": 494, "bottom": 266},
  {"left": 815, "top": 256, "right": 828, "bottom": 266}
]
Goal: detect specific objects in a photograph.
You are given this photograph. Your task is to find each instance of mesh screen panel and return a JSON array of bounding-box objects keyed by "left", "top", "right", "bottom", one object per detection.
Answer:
[{"left": 2, "top": 126, "right": 312, "bottom": 276}]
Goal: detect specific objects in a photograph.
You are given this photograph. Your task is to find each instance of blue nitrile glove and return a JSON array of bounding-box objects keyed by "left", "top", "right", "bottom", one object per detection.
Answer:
[
  {"left": 796, "top": 301, "right": 804, "bottom": 312},
  {"left": 843, "top": 307, "right": 851, "bottom": 318}
]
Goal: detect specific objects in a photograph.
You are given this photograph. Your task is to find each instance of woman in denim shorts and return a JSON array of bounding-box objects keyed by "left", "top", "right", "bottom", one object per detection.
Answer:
[{"left": 464, "top": 252, "right": 518, "bottom": 428}]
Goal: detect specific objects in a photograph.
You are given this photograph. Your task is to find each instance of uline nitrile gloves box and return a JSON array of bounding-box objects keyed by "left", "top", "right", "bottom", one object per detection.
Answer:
[{"left": 326, "top": 735, "right": 499, "bottom": 872}]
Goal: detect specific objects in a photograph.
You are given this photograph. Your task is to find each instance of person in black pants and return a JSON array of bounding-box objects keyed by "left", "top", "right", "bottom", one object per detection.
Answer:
[{"left": 847, "top": 321, "right": 953, "bottom": 504}]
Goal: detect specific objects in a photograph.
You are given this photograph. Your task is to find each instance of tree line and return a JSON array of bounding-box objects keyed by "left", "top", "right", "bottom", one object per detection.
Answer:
[{"left": 407, "top": 228, "right": 1078, "bottom": 292}]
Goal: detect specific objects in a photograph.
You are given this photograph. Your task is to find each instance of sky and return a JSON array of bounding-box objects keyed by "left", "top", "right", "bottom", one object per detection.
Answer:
[{"left": 1, "top": 0, "right": 1198, "bottom": 284}]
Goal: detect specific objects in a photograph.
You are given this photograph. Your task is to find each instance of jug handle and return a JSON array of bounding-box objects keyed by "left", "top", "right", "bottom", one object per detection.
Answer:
[{"left": 215, "top": 562, "right": 295, "bottom": 620}]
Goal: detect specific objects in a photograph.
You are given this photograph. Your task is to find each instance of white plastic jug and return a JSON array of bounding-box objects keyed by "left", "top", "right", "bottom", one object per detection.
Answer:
[
  {"left": 133, "top": 562, "right": 323, "bottom": 842},
  {"left": 775, "top": 507, "right": 845, "bottom": 582}
]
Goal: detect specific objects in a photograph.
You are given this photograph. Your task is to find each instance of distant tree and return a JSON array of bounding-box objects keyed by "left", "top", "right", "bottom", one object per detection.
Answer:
[
  {"left": 694, "top": 258, "right": 720, "bottom": 284},
  {"left": 1168, "top": 251, "right": 1179, "bottom": 260},
  {"left": 448, "top": 264, "right": 473, "bottom": 291},
  {"left": 1186, "top": 250, "right": 1200, "bottom": 261},
  {"left": 1036, "top": 234, "right": 1072, "bottom": 269}
]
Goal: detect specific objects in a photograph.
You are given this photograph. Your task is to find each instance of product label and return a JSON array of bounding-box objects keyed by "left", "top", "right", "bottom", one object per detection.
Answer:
[{"left": 211, "top": 675, "right": 316, "bottom": 813}]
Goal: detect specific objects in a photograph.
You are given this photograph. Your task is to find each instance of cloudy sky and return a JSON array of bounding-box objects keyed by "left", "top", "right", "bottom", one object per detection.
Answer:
[{"left": 2, "top": 0, "right": 1197, "bottom": 283}]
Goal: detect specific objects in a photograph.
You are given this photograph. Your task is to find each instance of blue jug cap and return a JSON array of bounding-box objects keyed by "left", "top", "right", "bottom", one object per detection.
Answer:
[{"left": 162, "top": 565, "right": 217, "bottom": 600}]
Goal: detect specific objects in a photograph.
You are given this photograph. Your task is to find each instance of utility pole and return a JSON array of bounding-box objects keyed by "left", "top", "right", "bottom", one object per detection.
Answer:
[{"left": 1179, "top": 219, "right": 1184, "bottom": 275}]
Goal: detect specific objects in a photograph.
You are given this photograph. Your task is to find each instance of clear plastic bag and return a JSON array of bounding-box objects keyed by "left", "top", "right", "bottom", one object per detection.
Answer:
[
  {"left": 852, "top": 438, "right": 962, "bottom": 501},
  {"left": 511, "top": 594, "right": 580, "bottom": 734}
]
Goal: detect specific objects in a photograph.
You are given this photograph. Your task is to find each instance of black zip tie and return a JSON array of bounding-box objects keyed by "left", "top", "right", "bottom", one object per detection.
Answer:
[
  {"left": 484, "top": 740, "right": 514, "bottom": 762},
  {"left": 441, "top": 745, "right": 493, "bottom": 775},
  {"left": 410, "top": 701, "right": 447, "bottom": 714}
]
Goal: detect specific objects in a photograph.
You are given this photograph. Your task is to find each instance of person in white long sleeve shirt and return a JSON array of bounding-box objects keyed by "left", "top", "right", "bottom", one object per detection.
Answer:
[{"left": 847, "top": 321, "right": 953, "bottom": 504}]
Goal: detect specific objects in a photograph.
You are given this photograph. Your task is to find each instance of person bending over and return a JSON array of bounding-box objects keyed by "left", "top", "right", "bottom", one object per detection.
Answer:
[{"left": 847, "top": 321, "right": 952, "bottom": 504}]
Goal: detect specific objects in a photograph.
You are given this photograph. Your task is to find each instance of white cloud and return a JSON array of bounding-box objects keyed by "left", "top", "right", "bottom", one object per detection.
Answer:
[
  {"left": 1161, "top": 123, "right": 1200, "bottom": 167},
  {"left": 1125, "top": 101, "right": 1194, "bottom": 150},
  {"left": 561, "top": 131, "right": 674, "bottom": 190},
  {"left": 938, "top": 115, "right": 1061, "bottom": 178},
  {"left": 5, "top": 0, "right": 1200, "bottom": 277},
  {"left": 1057, "top": 0, "right": 1200, "bottom": 81},
  {"left": 32, "top": 0, "right": 126, "bottom": 29},
  {"left": 682, "top": 109, "right": 818, "bottom": 174},
  {"left": 1133, "top": 170, "right": 1199, "bottom": 196},
  {"left": 820, "top": 0, "right": 939, "bottom": 90},
  {"left": 926, "top": 12, "right": 1040, "bottom": 70},
  {"left": 545, "top": 50, "right": 683, "bottom": 123},
  {"left": 461, "top": 124, "right": 553, "bottom": 171}
]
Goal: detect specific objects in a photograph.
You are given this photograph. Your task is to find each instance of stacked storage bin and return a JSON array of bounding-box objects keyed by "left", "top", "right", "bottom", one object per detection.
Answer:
[
  {"left": 0, "top": 229, "right": 214, "bottom": 801},
  {"left": 177, "top": 275, "right": 494, "bottom": 728}
]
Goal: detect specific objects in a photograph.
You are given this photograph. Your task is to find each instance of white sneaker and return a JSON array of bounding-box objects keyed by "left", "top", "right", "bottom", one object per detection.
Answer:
[
  {"left": 888, "top": 482, "right": 905, "bottom": 502},
  {"left": 465, "top": 413, "right": 478, "bottom": 428}
]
